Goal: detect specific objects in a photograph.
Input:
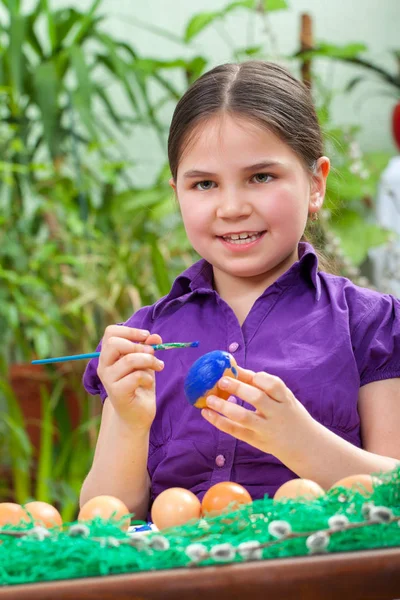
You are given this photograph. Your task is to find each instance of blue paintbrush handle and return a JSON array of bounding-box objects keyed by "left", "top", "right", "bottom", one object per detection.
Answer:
[
  {"left": 32, "top": 352, "right": 101, "bottom": 365},
  {"left": 32, "top": 341, "right": 199, "bottom": 365}
]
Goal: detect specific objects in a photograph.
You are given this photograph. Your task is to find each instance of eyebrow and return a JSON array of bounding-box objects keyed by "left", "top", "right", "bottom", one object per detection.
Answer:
[{"left": 183, "top": 161, "right": 284, "bottom": 179}]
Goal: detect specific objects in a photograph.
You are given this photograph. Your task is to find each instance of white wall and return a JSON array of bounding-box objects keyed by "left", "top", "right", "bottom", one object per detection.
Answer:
[{"left": 39, "top": 0, "right": 400, "bottom": 182}]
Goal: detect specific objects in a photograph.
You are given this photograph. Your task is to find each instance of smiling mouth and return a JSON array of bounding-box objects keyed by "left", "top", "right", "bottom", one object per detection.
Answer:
[{"left": 219, "top": 231, "right": 266, "bottom": 244}]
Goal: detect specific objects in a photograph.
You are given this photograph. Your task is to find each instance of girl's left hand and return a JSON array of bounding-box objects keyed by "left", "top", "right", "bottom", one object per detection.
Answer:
[{"left": 201, "top": 367, "right": 315, "bottom": 459}]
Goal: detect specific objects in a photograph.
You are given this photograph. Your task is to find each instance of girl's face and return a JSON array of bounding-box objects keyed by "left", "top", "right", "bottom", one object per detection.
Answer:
[{"left": 171, "top": 114, "right": 329, "bottom": 286}]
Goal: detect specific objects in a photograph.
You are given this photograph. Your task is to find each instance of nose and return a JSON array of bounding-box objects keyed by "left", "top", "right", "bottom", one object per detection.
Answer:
[{"left": 216, "top": 188, "right": 252, "bottom": 219}]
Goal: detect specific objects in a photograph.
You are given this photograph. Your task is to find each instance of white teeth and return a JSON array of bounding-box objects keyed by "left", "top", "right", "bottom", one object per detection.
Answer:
[{"left": 222, "top": 232, "right": 262, "bottom": 244}]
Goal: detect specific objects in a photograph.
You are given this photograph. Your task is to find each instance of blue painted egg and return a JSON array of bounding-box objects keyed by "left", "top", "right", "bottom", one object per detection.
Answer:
[{"left": 184, "top": 350, "right": 239, "bottom": 409}]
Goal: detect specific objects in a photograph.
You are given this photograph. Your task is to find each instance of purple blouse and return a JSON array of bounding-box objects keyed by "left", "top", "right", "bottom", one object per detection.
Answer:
[{"left": 83, "top": 242, "right": 400, "bottom": 504}]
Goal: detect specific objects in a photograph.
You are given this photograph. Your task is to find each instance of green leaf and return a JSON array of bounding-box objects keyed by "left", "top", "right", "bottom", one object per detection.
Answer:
[
  {"left": 70, "top": 0, "right": 103, "bottom": 47},
  {"left": 184, "top": 12, "right": 219, "bottom": 43},
  {"left": 184, "top": 0, "right": 258, "bottom": 43},
  {"left": 9, "top": 12, "right": 26, "bottom": 100},
  {"left": 25, "top": 1, "right": 45, "bottom": 59},
  {"left": 94, "top": 37, "right": 141, "bottom": 115},
  {"left": 35, "top": 382, "right": 63, "bottom": 502},
  {"left": 69, "top": 45, "right": 96, "bottom": 140},
  {"left": 184, "top": 1, "right": 255, "bottom": 42},
  {"left": 40, "top": 0, "right": 57, "bottom": 53},
  {"left": 53, "top": 8, "right": 83, "bottom": 47},
  {"left": 185, "top": 56, "right": 208, "bottom": 83},
  {"left": 94, "top": 84, "right": 126, "bottom": 128},
  {"left": 260, "top": 0, "right": 288, "bottom": 10},
  {"left": 301, "top": 42, "right": 367, "bottom": 61},
  {"left": 149, "top": 236, "right": 171, "bottom": 296},
  {"left": 224, "top": 0, "right": 255, "bottom": 13},
  {"left": 330, "top": 210, "right": 390, "bottom": 265},
  {"left": 33, "top": 61, "right": 60, "bottom": 159},
  {"left": 345, "top": 75, "right": 365, "bottom": 93}
]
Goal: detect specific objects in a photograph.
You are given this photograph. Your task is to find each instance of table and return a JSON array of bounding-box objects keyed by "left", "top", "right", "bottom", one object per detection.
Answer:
[{"left": 0, "top": 547, "right": 399, "bottom": 599}]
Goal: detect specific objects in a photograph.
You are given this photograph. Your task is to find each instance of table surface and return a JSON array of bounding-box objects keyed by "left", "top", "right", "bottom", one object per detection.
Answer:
[{"left": 0, "top": 547, "right": 400, "bottom": 600}]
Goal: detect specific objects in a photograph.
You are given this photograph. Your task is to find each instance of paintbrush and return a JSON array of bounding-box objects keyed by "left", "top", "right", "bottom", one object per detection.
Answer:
[{"left": 31, "top": 341, "right": 200, "bottom": 365}]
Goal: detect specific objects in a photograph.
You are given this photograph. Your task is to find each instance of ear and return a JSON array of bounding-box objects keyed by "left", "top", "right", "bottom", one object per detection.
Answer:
[
  {"left": 309, "top": 157, "right": 330, "bottom": 217},
  {"left": 169, "top": 177, "right": 176, "bottom": 192}
]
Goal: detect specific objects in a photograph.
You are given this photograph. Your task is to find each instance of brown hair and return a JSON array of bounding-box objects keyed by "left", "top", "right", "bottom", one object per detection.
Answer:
[{"left": 168, "top": 60, "right": 331, "bottom": 271}]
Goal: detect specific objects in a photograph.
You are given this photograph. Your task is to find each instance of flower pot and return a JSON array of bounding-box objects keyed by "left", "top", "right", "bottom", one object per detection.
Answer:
[{"left": 8, "top": 363, "right": 83, "bottom": 453}]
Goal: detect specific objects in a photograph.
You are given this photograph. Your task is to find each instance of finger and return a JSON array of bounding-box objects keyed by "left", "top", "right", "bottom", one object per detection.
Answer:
[
  {"left": 106, "top": 352, "right": 164, "bottom": 383},
  {"left": 218, "top": 372, "right": 288, "bottom": 405},
  {"left": 99, "top": 337, "right": 154, "bottom": 369},
  {"left": 236, "top": 366, "right": 255, "bottom": 384},
  {"left": 145, "top": 333, "right": 162, "bottom": 346},
  {"left": 201, "top": 406, "right": 254, "bottom": 443},
  {"left": 217, "top": 377, "right": 267, "bottom": 408},
  {"left": 103, "top": 325, "right": 151, "bottom": 345},
  {"left": 205, "top": 395, "right": 258, "bottom": 428},
  {"left": 252, "top": 372, "right": 289, "bottom": 403},
  {"left": 112, "top": 370, "right": 155, "bottom": 396}
]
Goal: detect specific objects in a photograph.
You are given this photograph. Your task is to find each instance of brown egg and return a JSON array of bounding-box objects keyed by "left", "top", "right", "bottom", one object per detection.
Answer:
[
  {"left": 78, "top": 495, "right": 131, "bottom": 531},
  {"left": 24, "top": 501, "right": 63, "bottom": 528},
  {"left": 0, "top": 503, "right": 29, "bottom": 527},
  {"left": 330, "top": 474, "right": 379, "bottom": 496},
  {"left": 151, "top": 488, "right": 201, "bottom": 530},
  {"left": 201, "top": 482, "right": 252, "bottom": 516},
  {"left": 274, "top": 479, "right": 325, "bottom": 501}
]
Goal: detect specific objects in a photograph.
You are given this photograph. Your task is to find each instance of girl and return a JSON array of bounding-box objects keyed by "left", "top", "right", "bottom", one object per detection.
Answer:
[{"left": 80, "top": 61, "right": 400, "bottom": 521}]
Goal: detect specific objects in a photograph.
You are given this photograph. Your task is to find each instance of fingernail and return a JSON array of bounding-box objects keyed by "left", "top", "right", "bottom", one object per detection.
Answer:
[
  {"left": 140, "top": 330, "right": 150, "bottom": 337},
  {"left": 219, "top": 378, "right": 230, "bottom": 389},
  {"left": 157, "top": 359, "right": 164, "bottom": 368},
  {"left": 206, "top": 396, "right": 217, "bottom": 407}
]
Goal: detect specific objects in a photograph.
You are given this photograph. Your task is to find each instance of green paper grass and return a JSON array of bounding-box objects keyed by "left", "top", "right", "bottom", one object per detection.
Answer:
[{"left": 0, "top": 466, "right": 399, "bottom": 586}]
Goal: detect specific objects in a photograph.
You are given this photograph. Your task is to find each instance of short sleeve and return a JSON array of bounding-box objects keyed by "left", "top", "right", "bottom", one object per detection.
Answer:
[
  {"left": 352, "top": 292, "right": 400, "bottom": 386},
  {"left": 82, "top": 306, "right": 153, "bottom": 403}
]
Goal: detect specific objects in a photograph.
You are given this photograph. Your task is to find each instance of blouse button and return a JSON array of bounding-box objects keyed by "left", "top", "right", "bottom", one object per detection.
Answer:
[
  {"left": 215, "top": 454, "right": 226, "bottom": 468},
  {"left": 228, "top": 342, "right": 239, "bottom": 353}
]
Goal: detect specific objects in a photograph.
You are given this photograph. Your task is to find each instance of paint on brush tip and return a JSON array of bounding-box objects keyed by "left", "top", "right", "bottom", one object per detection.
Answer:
[{"left": 153, "top": 341, "right": 200, "bottom": 350}]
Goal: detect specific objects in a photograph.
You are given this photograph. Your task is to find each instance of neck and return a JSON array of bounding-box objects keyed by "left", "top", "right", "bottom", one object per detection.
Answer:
[{"left": 212, "top": 249, "right": 299, "bottom": 325}]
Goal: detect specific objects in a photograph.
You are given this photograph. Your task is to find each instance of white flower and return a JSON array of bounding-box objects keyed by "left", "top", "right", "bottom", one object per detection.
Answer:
[
  {"left": 68, "top": 524, "right": 90, "bottom": 538},
  {"left": 149, "top": 535, "right": 170, "bottom": 551},
  {"left": 349, "top": 141, "right": 362, "bottom": 160},
  {"left": 306, "top": 531, "right": 330, "bottom": 554},
  {"left": 210, "top": 543, "right": 236, "bottom": 562},
  {"left": 185, "top": 543, "right": 208, "bottom": 562},
  {"left": 328, "top": 515, "right": 350, "bottom": 531},
  {"left": 105, "top": 536, "right": 120, "bottom": 548},
  {"left": 268, "top": 520, "right": 292, "bottom": 539},
  {"left": 369, "top": 506, "right": 394, "bottom": 524},
  {"left": 362, "top": 502, "right": 375, "bottom": 520},
  {"left": 350, "top": 161, "right": 362, "bottom": 175},
  {"left": 237, "top": 540, "right": 262, "bottom": 560},
  {"left": 28, "top": 526, "right": 51, "bottom": 541},
  {"left": 129, "top": 534, "right": 149, "bottom": 550}
]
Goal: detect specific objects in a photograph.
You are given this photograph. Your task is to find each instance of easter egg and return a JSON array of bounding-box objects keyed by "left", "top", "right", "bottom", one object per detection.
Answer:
[
  {"left": 78, "top": 495, "right": 131, "bottom": 531},
  {"left": 201, "top": 482, "right": 252, "bottom": 516},
  {"left": 0, "top": 503, "right": 28, "bottom": 527},
  {"left": 24, "top": 501, "right": 63, "bottom": 528},
  {"left": 151, "top": 488, "right": 202, "bottom": 530},
  {"left": 184, "top": 350, "right": 239, "bottom": 409},
  {"left": 274, "top": 479, "right": 325, "bottom": 501},
  {"left": 330, "top": 474, "right": 379, "bottom": 496}
]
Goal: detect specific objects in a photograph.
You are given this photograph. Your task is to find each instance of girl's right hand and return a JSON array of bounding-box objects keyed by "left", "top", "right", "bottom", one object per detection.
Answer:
[{"left": 97, "top": 326, "right": 165, "bottom": 430}]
